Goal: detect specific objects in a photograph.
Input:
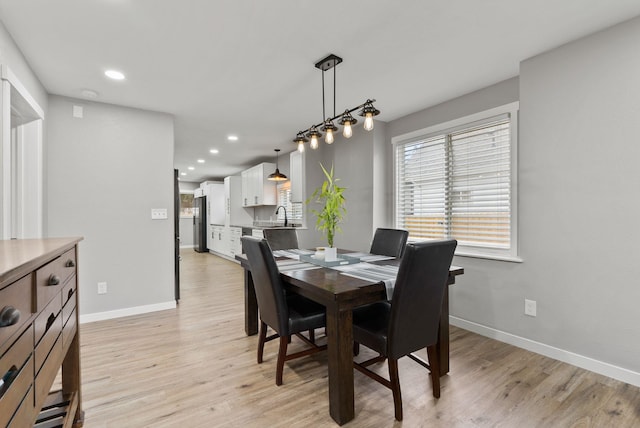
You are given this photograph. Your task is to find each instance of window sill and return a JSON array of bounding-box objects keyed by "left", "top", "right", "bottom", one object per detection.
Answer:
[{"left": 454, "top": 250, "right": 523, "bottom": 263}]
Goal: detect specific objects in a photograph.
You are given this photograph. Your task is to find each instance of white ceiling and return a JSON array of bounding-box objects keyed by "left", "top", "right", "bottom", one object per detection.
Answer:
[{"left": 1, "top": 1, "right": 639, "bottom": 183}]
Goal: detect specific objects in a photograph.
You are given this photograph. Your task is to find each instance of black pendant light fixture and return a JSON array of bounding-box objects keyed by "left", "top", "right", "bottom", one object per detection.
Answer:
[
  {"left": 267, "top": 149, "right": 288, "bottom": 181},
  {"left": 293, "top": 54, "right": 380, "bottom": 152}
]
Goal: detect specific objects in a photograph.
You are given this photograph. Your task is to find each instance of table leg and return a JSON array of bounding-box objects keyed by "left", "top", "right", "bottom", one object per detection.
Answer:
[
  {"left": 436, "top": 286, "right": 450, "bottom": 376},
  {"left": 326, "top": 305, "right": 354, "bottom": 425},
  {"left": 244, "top": 270, "right": 258, "bottom": 336}
]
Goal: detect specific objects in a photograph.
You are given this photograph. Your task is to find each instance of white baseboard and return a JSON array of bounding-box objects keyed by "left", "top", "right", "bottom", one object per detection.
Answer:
[
  {"left": 79, "top": 301, "right": 177, "bottom": 324},
  {"left": 450, "top": 316, "right": 640, "bottom": 388}
]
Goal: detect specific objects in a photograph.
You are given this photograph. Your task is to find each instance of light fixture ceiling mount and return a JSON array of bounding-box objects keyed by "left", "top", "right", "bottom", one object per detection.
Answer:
[{"left": 267, "top": 149, "right": 288, "bottom": 181}]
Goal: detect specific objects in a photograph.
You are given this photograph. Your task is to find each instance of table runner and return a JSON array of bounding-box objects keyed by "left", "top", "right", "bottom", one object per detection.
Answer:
[{"left": 274, "top": 249, "right": 399, "bottom": 299}]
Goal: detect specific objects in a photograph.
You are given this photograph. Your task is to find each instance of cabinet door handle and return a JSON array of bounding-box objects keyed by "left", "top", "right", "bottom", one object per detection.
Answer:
[
  {"left": 48, "top": 274, "right": 60, "bottom": 286},
  {"left": 0, "top": 306, "right": 21, "bottom": 327},
  {"left": 65, "top": 259, "right": 76, "bottom": 268}
]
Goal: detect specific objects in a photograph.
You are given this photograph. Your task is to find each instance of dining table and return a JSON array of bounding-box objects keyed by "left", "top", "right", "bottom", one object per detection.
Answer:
[{"left": 235, "top": 249, "right": 464, "bottom": 425}]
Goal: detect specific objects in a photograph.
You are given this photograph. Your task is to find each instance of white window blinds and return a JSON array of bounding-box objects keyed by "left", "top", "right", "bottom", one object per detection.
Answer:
[
  {"left": 276, "top": 182, "right": 303, "bottom": 222},
  {"left": 395, "top": 112, "right": 516, "bottom": 257}
]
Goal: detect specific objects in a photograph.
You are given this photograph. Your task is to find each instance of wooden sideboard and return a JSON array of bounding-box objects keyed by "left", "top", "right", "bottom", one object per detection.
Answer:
[{"left": 0, "top": 237, "right": 83, "bottom": 427}]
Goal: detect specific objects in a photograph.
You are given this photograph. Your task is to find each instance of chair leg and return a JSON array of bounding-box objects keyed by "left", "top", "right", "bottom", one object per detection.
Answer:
[
  {"left": 257, "top": 321, "right": 267, "bottom": 364},
  {"left": 426, "top": 345, "right": 441, "bottom": 398},
  {"left": 276, "top": 336, "right": 288, "bottom": 386},
  {"left": 388, "top": 358, "right": 403, "bottom": 421},
  {"left": 308, "top": 329, "right": 315, "bottom": 343},
  {"left": 353, "top": 342, "right": 360, "bottom": 356}
]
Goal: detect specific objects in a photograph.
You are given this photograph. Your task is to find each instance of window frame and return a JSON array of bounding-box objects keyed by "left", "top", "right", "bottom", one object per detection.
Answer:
[
  {"left": 392, "top": 102, "right": 521, "bottom": 262},
  {"left": 276, "top": 181, "right": 304, "bottom": 225},
  {"left": 179, "top": 190, "right": 195, "bottom": 219}
]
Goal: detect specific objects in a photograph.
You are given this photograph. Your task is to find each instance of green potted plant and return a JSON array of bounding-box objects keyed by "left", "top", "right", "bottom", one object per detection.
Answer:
[{"left": 308, "top": 163, "right": 346, "bottom": 260}]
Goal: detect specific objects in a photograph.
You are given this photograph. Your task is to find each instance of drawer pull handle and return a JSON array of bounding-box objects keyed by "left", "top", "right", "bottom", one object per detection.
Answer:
[
  {"left": 0, "top": 306, "right": 21, "bottom": 327},
  {"left": 45, "top": 313, "right": 56, "bottom": 332},
  {"left": 65, "top": 259, "right": 76, "bottom": 267},
  {"left": 1, "top": 365, "right": 18, "bottom": 393},
  {"left": 48, "top": 274, "right": 61, "bottom": 286},
  {"left": 68, "top": 288, "right": 75, "bottom": 301}
]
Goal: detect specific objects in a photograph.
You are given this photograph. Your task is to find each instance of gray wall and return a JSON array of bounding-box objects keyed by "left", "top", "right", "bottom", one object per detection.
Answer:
[
  {"left": 387, "top": 16, "right": 640, "bottom": 379},
  {"left": 47, "top": 96, "right": 175, "bottom": 316},
  {"left": 516, "top": 16, "right": 640, "bottom": 371},
  {"left": 298, "top": 123, "right": 389, "bottom": 252}
]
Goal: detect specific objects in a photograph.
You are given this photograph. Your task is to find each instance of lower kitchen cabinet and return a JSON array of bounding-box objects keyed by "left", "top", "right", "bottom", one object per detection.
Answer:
[{"left": 209, "top": 226, "right": 242, "bottom": 259}]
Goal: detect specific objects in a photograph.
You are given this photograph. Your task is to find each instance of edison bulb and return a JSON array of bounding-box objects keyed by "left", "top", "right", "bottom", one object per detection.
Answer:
[
  {"left": 297, "top": 141, "right": 305, "bottom": 152},
  {"left": 364, "top": 113, "right": 374, "bottom": 131},
  {"left": 310, "top": 135, "right": 319, "bottom": 149},
  {"left": 325, "top": 129, "right": 334, "bottom": 144},
  {"left": 343, "top": 123, "right": 353, "bottom": 138}
]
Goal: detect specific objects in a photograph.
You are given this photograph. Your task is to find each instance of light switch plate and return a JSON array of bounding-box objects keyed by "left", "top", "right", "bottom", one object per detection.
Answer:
[
  {"left": 151, "top": 208, "right": 168, "bottom": 220},
  {"left": 73, "top": 105, "right": 83, "bottom": 118}
]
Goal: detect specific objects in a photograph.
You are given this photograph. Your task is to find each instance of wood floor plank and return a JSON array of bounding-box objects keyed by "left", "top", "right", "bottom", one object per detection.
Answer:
[{"left": 77, "top": 250, "right": 640, "bottom": 427}]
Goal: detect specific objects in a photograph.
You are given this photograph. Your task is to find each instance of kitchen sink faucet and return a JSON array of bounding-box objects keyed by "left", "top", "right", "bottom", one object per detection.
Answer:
[{"left": 275, "top": 206, "right": 288, "bottom": 227}]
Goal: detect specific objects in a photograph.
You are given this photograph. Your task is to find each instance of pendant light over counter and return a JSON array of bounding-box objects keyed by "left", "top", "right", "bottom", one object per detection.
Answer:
[
  {"left": 267, "top": 149, "right": 288, "bottom": 181},
  {"left": 292, "top": 54, "right": 381, "bottom": 153}
]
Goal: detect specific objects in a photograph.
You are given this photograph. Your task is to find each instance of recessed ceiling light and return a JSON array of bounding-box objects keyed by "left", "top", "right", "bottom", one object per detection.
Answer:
[
  {"left": 105, "top": 69, "right": 125, "bottom": 80},
  {"left": 188, "top": 166, "right": 195, "bottom": 170},
  {"left": 197, "top": 159, "right": 205, "bottom": 163},
  {"left": 210, "top": 149, "right": 219, "bottom": 154},
  {"left": 227, "top": 135, "right": 238, "bottom": 141},
  {"left": 180, "top": 172, "right": 187, "bottom": 176}
]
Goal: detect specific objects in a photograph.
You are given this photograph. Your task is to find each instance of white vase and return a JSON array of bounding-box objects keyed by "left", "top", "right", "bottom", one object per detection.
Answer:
[{"left": 325, "top": 247, "right": 338, "bottom": 261}]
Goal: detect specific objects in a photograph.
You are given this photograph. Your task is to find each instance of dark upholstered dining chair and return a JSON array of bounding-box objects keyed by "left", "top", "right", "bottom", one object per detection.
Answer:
[
  {"left": 263, "top": 227, "right": 299, "bottom": 250},
  {"left": 352, "top": 239, "right": 457, "bottom": 421},
  {"left": 241, "top": 236, "right": 326, "bottom": 386},
  {"left": 369, "top": 228, "right": 409, "bottom": 258}
]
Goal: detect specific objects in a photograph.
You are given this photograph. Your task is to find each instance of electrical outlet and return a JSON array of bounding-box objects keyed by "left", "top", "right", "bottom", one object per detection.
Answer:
[
  {"left": 98, "top": 282, "right": 108, "bottom": 294},
  {"left": 524, "top": 299, "right": 536, "bottom": 317}
]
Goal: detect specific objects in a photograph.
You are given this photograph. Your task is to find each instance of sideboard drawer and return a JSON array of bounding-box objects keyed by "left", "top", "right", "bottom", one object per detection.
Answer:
[
  {"left": 0, "top": 274, "right": 33, "bottom": 353},
  {"left": 34, "top": 334, "right": 63, "bottom": 412},
  {"left": 34, "top": 297, "right": 63, "bottom": 373},
  {"left": 35, "top": 248, "right": 76, "bottom": 311},
  {"left": 7, "top": 386, "right": 35, "bottom": 428},
  {"left": 0, "top": 325, "right": 34, "bottom": 428},
  {"left": 62, "top": 308, "right": 77, "bottom": 354},
  {"left": 62, "top": 276, "right": 77, "bottom": 312}
]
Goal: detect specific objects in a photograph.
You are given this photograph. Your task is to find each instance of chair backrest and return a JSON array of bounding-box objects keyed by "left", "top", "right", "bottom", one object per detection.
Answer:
[
  {"left": 241, "top": 236, "right": 289, "bottom": 335},
  {"left": 370, "top": 228, "right": 409, "bottom": 258},
  {"left": 387, "top": 240, "right": 457, "bottom": 359},
  {"left": 263, "top": 228, "right": 299, "bottom": 251}
]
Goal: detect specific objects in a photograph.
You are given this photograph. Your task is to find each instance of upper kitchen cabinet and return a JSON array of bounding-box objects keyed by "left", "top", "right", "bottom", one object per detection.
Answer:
[
  {"left": 200, "top": 181, "right": 225, "bottom": 225},
  {"left": 289, "top": 150, "right": 305, "bottom": 203},
  {"left": 224, "top": 176, "right": 253, "bottom": 226},
  {"left": 241, "top": 162, "right": 277, "bottom": 207}
]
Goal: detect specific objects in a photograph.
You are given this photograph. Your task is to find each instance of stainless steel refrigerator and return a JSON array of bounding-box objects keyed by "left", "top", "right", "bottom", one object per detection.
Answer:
[{"left": 193, "top": 196, "right": 207, "bottom": 252}]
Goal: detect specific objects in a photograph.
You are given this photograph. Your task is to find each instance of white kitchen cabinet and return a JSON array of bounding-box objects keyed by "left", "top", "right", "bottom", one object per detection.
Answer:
[
  {"left": 251, "top": 228, "right": 264, "bottom": 238},
  {"left": 200, "top": 181, "right": 225, "bottom": 225},
  {"left": 228, "top": 226, "right": 243, "bottom": 257},
  {"left": 210, "top": 225, "right": 229, "bottom": 255},
  {"left": 289, "top": 150, "right": 305, "bottom": 203},
  {"left": 241, "top": 162, "right": 277, "bottom": 207},
  {"left": 225, "top": 176, "right": 253, "bottom": 227}
]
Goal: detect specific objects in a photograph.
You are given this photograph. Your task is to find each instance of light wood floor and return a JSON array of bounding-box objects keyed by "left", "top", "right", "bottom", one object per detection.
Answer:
[{"left": 78, "top": 249, "right": 640, "bottom": 427}]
